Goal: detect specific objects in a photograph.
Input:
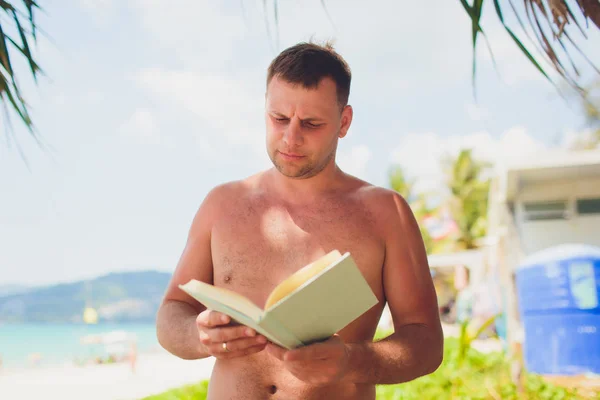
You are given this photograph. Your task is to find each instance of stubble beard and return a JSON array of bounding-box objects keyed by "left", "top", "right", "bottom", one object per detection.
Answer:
[{"left": 270, "top": 149, "right": 335, "bottom": 180}]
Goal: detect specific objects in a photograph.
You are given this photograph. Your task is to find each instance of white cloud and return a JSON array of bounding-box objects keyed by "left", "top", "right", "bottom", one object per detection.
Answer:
[
  {"left": 118, "top": 108, "right": 162, "bottom": 145},
  {"left": 196, "top": 137, "right": 217, "bottom": 161},
  {"left": 466, "top": 103, "right": 490, "bottom": 121},
  {"left": 127, "top": 0, "right": 247, "bottom": 68},
  {"left": 561, "top": 128, "right": 599, "bottom": 150},
  {"left": 52, "top": 92, "right": 67, "bottom": 107},
  {"left": 79, "top": 0, "right": 115, "bottom": 23},
  {"left": 337, "top": 144, "right": 372, "bottom": 181},
  {"left": 390, "top": 126, "right": 548, "bottom": 193},
  {"left": 134, "top": 67, "right": 267, "bottom": 160},
  {"left": 80, "top": 0, "right": 113, "bottom": 12}
]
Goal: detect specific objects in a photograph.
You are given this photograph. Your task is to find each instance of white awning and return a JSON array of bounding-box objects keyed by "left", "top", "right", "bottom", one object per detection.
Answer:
[
  {"left": 502, "top": 150, "right": 600, "bottom": 201},
  {"left": 427, "top": 249, "right": 484, "bottom": 269}
]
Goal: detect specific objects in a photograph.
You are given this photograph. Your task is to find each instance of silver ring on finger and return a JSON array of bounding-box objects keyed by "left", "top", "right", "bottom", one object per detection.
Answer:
[{"left": 222, "top": 341, "right": 230, "bottom": 352}]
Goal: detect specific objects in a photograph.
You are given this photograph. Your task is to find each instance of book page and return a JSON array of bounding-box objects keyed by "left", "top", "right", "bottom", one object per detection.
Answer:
[
  {"left": 179, "top": 280, "right": 299, "bottom": 349},
  {"left": 179, "top": 280, "right": 264, "bottom": 322},
  {"left": 265, "top": 250, "right": 342, "bottom": 310},
  {"left": 265, "top": 253, "right": 379, "bottom": 345}
]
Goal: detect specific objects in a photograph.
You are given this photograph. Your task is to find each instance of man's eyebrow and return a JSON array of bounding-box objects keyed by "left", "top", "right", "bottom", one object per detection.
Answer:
[
  {"left": 270, "top": 111, "right": 288, "bottom": 118},
  {"left": 302, "top": 117, "right": 324, "bottom": 123},
  {"left": 269, "top": 111, "right": 324, "bottom": 123}
]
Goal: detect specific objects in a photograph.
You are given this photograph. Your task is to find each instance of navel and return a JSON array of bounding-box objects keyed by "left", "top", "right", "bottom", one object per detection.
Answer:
[
  {"left": 268, "top": 384, "right": 277, "bottom": 395},
  {"left": 223, "top": 275, "right": 232, "bottom": 284}
]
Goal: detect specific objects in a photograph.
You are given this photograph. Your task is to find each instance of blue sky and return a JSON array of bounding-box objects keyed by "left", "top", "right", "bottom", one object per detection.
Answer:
[{"left": 1, "top": 0, "right": 599, "bottom": 286}]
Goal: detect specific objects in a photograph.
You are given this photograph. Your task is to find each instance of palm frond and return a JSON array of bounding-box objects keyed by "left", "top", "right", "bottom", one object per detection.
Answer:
[
  {"left": 0, "top": 0, "right": 42, "bottom": 144},
  {"left": 459, "top": 0, "right": 500, "bottom": 96},
  {"left": 461, "top": 0, "right": 600, "bottom": 96},
  {"left": 258, "top": 1, "right": 598, "bottom": 95}
]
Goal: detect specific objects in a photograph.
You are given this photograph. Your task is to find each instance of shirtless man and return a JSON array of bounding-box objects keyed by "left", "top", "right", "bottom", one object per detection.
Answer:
[{"left": 156, "top": 41, "right": 443, "bottom": 399}]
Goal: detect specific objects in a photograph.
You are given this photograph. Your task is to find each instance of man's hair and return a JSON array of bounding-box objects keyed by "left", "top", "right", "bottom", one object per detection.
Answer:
[{"left": 267, "top": 41, "right": 352, "bottom": 108}]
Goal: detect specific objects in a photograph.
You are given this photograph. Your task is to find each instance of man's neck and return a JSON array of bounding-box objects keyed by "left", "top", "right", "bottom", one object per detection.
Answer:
[{"left": 267, "top": 163, "right": 345, "bottom": 205}]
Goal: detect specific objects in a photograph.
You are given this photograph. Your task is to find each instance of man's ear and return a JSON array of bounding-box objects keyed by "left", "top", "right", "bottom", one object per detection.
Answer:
[{"left": 339, "top": 105, "right": 353, "bottom": 139}]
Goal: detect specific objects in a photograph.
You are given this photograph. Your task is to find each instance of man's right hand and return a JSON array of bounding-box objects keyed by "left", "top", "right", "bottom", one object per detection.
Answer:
[{"left": 196, "top": 309, "right": 268, "bottom": 359}]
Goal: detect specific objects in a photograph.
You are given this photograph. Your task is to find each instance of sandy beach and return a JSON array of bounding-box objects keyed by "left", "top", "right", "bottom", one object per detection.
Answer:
[
  {"left": 0, "top": 349, "right": 216, "bottom": 400},
  {"left": 0, "top": 324, "right": 504, "bottom": 400}
]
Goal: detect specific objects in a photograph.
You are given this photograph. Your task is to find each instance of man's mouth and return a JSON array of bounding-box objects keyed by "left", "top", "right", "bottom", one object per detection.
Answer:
[{"left": 278, "top": 151, "right": 305, "bottom": 160}]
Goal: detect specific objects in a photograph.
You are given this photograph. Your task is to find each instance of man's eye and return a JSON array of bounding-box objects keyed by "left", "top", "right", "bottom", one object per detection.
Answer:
[
  {"left": 305, "top": 122, "right": 321, "bottom": 128},
  {"left": 275, "top": 118, "right": 288, "bottom": 122}
]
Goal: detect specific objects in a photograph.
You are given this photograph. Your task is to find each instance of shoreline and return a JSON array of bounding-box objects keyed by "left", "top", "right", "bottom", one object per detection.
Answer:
[
  {"left": 0, "top": 348, "right": 216, "bottom": 400},
  {"left": 0, "top": 345, "right": 165, "bottom": 376},
  {"left": 0, "top": 324, "right": 506, "bottom": 400}
]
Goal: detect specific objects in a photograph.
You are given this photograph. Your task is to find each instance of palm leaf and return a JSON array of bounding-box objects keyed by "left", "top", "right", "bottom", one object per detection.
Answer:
[
  {"left": 0, "top": 0, "right": 42, "bottom": 143},
  {"left": 578, "top": 0, "right": 600, "bottom": 30},
  {"left": 492, "top": 0, "right": 552, "bottom": 84},
  {"left": 459, "top": 0, "right": 599, "bottom": 96},
  {"left": 469, "top": 313, "right": 501, "bottom": 341},
  {"left": 258, "top": 1, "right": 599, "bottom": 96},
  {"left": 320, "top": 0, "right": 337, "bottom": 31},
  {"left": 459, "top": 0, "right": 501, "bottom": 97},
  {"left": 11, "top": 8, "right": 38, "bottom": 81}
]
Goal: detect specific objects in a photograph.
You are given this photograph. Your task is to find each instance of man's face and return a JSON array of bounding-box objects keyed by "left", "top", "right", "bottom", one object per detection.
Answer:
[{"left": 265, "top": 76, "right": 352, "bottom": 179}]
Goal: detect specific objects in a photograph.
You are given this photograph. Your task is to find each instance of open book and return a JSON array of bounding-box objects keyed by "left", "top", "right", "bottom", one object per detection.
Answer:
[{"left": 179, "top": 250, "right": 379, "bottom": 349}]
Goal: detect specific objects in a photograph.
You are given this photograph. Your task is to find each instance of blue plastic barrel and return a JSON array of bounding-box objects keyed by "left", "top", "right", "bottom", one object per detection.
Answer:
[{"left": 515, "top": 244, "right": 600, "bottom": 375}]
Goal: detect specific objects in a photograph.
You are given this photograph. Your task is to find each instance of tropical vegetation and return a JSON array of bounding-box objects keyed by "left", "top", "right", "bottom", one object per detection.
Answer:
[
  {"left": 391, "top": 148, "right": 491, "bottom": 255},
  {"left": 144, "top": 321, "right": 594, "bottom": 400}
]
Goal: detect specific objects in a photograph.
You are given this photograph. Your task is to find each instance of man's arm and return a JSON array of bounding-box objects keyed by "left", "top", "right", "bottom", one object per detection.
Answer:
[
  {"left": 344, "top": 191, "right": 444, "bottom": 384},
  {"left": 155, "top": 186, "right": 219, "bottom": 360}
]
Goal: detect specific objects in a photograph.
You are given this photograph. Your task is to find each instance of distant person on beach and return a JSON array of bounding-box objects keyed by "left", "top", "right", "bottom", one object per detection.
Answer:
[
  {"left": 454, "top": 265, "right": 473, "bottom": 324},
  {"left": 129, "top": 341, "right": 137, "bottom": 374},
  {"left": 156, "top": 41, "right": 443, "bottom": 399}
]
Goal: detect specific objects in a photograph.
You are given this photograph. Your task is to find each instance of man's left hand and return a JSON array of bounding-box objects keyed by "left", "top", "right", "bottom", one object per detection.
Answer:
[{"left": 266, "top": 334, "right": 350, "bottom": 385}]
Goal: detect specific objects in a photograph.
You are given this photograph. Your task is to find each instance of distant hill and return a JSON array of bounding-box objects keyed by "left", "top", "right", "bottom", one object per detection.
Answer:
[
  {"left": 0, "top": 284, "right": 31, "bottom": 297},
  {"left": 0, "top": 271, "right": 172, "bottom": 323}
]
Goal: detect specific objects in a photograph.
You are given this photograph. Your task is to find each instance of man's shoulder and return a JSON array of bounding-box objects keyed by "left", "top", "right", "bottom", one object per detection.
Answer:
[
  {"left": 202, "top": 171, "right": 266, "bottom": 206},
  {"left": 206, "top": 179, "right": 246, "bottom": 198},
  {"left": 350, "top": 181, "right": 415, "bottom": 233},
  {"left": 353, "top": 182, "right": 409, "bottom": 214}
]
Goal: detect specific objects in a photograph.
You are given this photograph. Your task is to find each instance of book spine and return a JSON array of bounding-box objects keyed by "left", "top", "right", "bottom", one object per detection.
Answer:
[{"left": 259, "top": 313, "right": 304, "bottom": 349}]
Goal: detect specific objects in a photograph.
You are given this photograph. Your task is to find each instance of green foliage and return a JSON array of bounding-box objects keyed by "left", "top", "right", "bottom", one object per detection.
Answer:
[
  {"left": 146, "top": 328, "right": 588, "bottom": 400},
  {"left": 389, "top": 166, "right": 415, "bottom": 202},
  {"left": 374, "top": 336, "right": 584, "bottom": 399},
  {"left": 374, "top": 316, "right": 587, "bottom": 399},
  {"left": 569, "top": 80, "right": 600, "bottom": 150},
  {"left": 458, "top": 0, "right": 600, "bottom": 95},
  {"left": 374, "top": 326, "right": 394, "bottom": 341},
  {"left": 0, "top": 1, "right": 43, "bottom": 149},
  {"left": 142, "top": 380, "right": 209, "bottom": 400},
  {"left": 388, "top": 165, "right": 437, "bottom": 254},
  {"left": 389, "top": 150, "right": 492, "bottom": 255},
  {"left": 445, "top": 149, "right": 491, "bottom": 250}
]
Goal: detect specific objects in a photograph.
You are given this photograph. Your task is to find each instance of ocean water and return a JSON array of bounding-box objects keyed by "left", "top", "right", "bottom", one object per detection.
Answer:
[{"left": 0, "top": 323, "right": 160, "bottom": 369}]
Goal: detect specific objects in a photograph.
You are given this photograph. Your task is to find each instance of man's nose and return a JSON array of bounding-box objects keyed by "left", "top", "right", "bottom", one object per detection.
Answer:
[{"left": 282, "top": 119, "right": 303, "bottom": 147}]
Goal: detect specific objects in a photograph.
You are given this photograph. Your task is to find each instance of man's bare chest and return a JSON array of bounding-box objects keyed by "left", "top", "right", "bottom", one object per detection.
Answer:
[{"left": 209, "top": 201, "right": 385, "bottom": 309}]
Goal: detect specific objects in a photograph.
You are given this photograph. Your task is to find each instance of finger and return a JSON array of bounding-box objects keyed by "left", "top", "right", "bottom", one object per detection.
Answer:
[
  {"left": 289, "top": 335, "right": 345, "bottom": 361},
  {"left": 205, "top": 325, "right": 259, "bottom": 343},
  {"left": 208, "top": 335, "right": 267, "bottom": 354},
  {"left": 219, "top": 342, "right": 267, "bottom": 359},
  {"left": 199, "top": 327, "right": 260, "bottom": 346},
  {"left": 266, "top": 342, "right": 288, "bottom": 361},
  {"left": 197, "top": 309, "right": 230, "bottom": 328},
  {"left": 286, "top": 342, "right": 333, "bottom": 362}
]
